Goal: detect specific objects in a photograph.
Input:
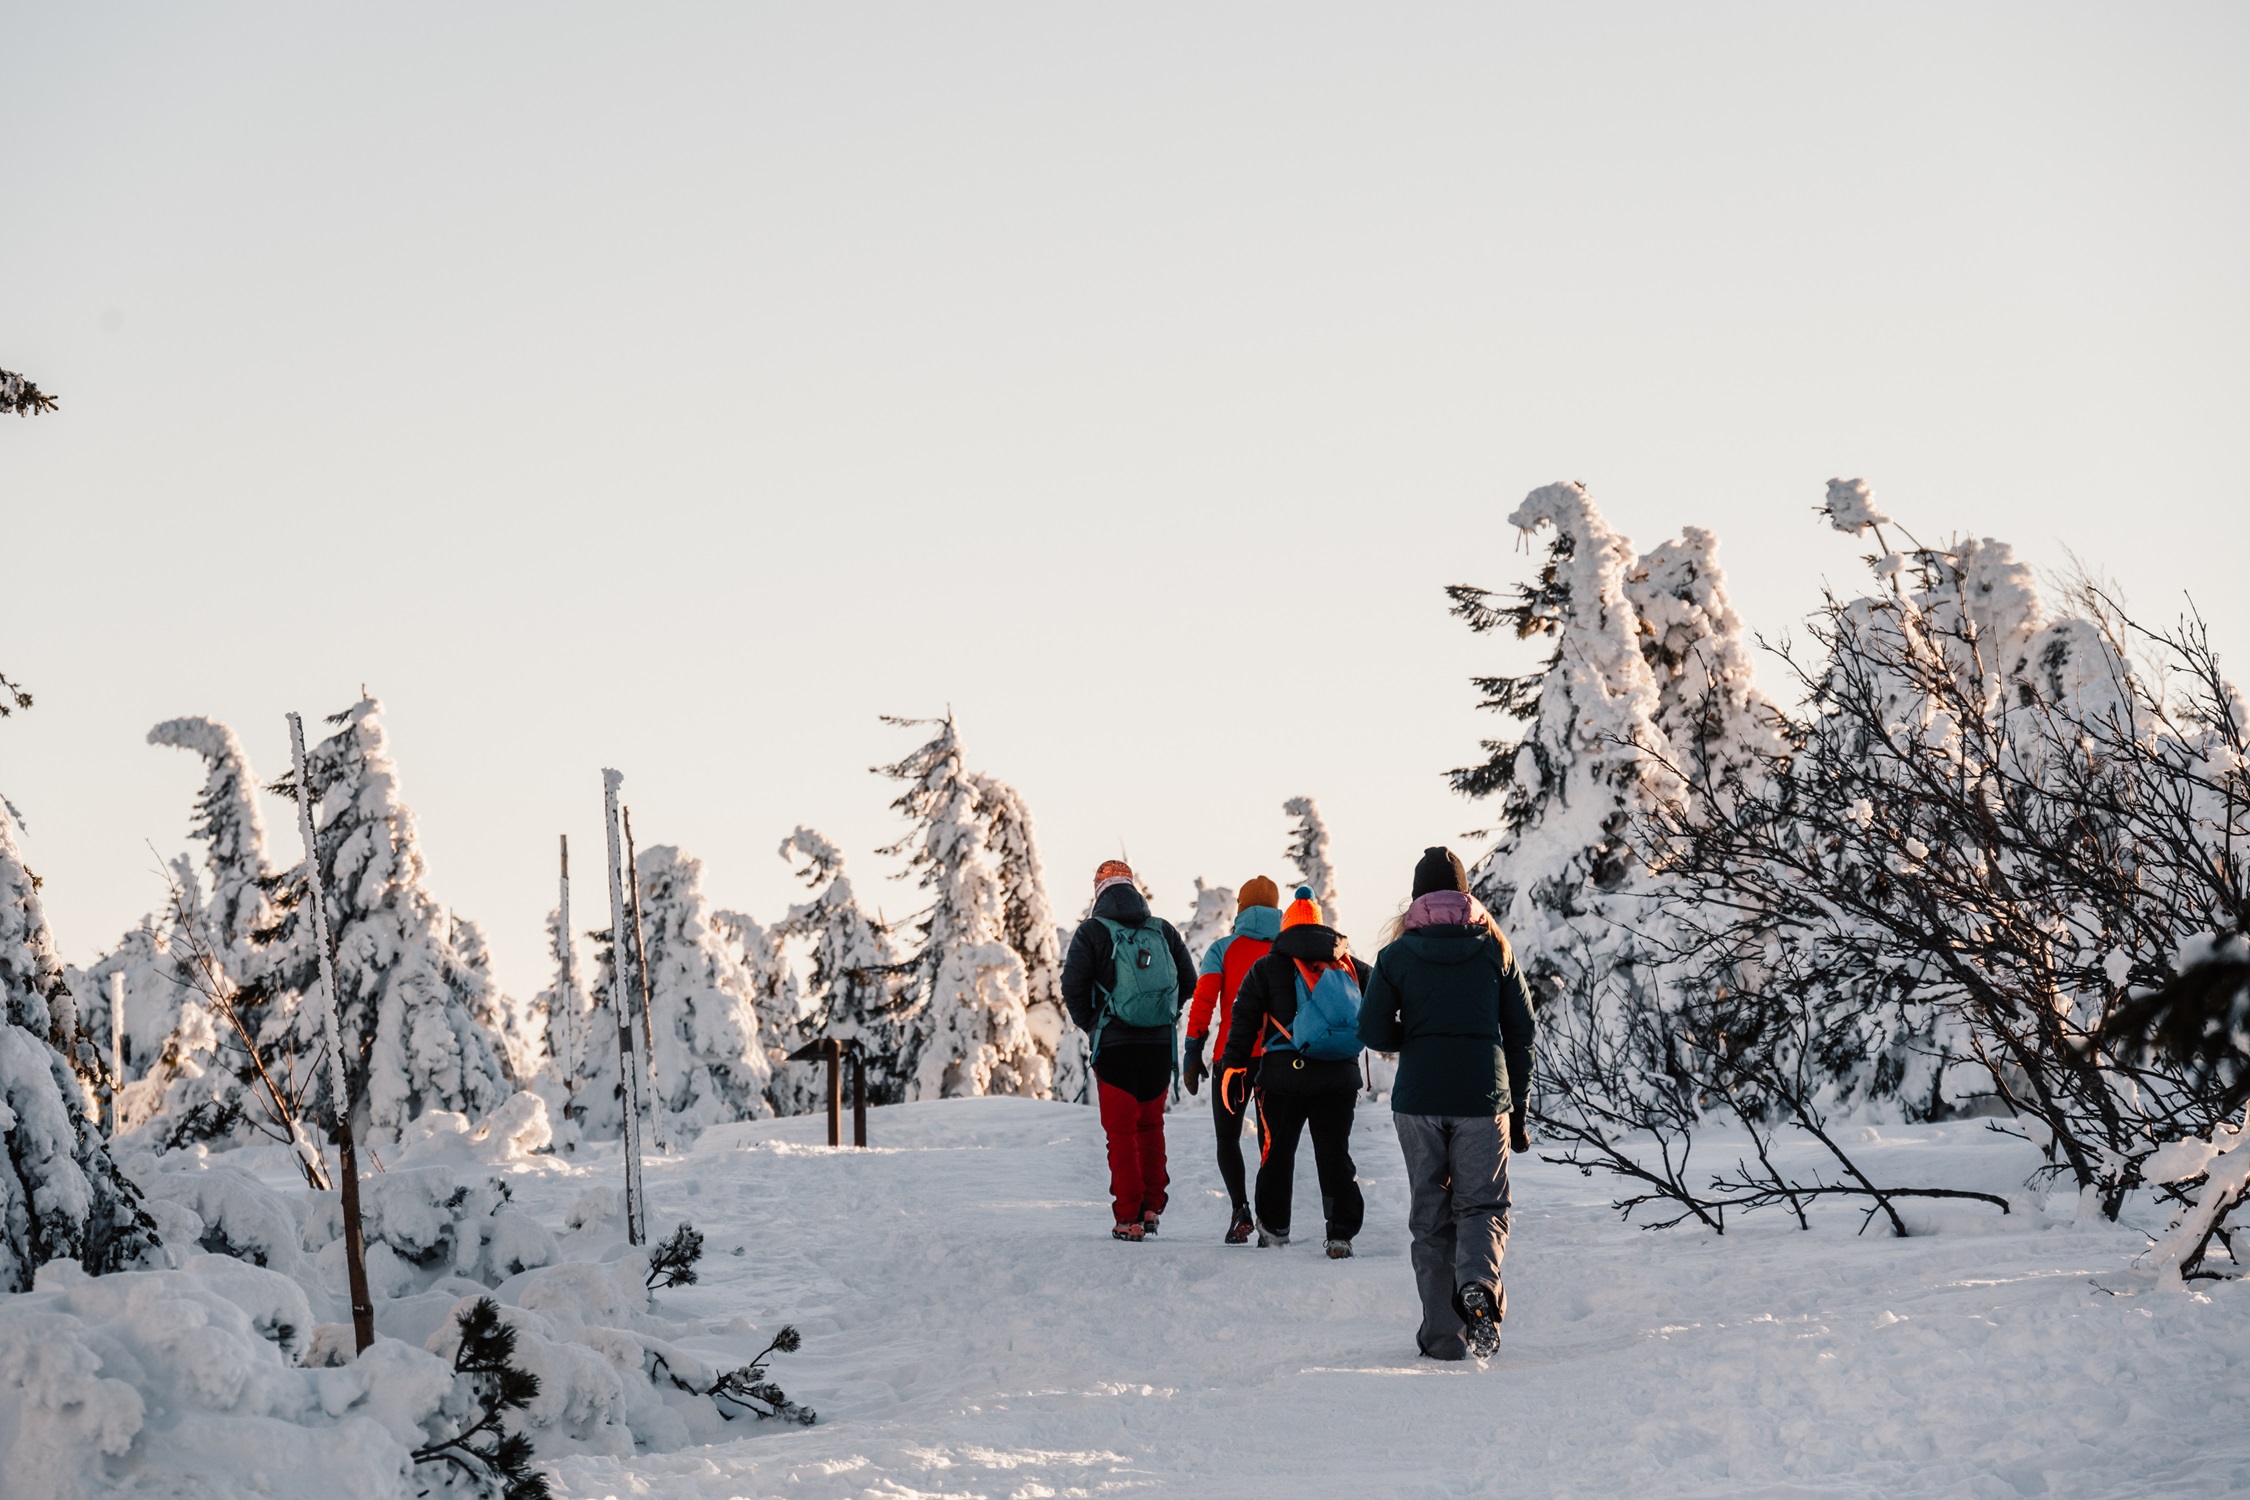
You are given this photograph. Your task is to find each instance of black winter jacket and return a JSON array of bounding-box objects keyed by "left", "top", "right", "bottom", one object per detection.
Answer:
[
  {"left": 1219, "top": 923, "right": 1371, "bottom": 1096},
  {"left": 1359, "top": 923, "right": 1536, "bottom": 1117},
  {"left": 1061, "top": 883, "right": 1197, "bottom": 1053}
]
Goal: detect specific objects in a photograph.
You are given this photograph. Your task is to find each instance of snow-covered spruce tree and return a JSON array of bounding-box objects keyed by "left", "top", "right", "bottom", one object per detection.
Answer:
[
  {"left": 710, "top": 907, "right": 801, "bottom": 1049},
  {"left": 573, "top": 922, "right": 629, "bottom": 1142},
  {"left": 1441, "top": 481, "right": 1967, "bottom": 1231},
  {"left": 1181, "top": 878, "right": 1237, "bottom": 964},
  {"left": 532, "top": 901, "right": 593, "bottom": 1137},
  {"left": 454, "top": 909, "right": 543, "bottom": 1087},
  {"left": 1281, "top": 797, "right": 1341, "bottom": 938},
  {"left": 967, "top": 768, "right": 1082, "bottom": 1103},
  {"left": 257, "top": 698, "right": 508, "bottom": 1140},
  {"left": 631, "top": 843, "right": 773, "bottom": 1134},
  {"left": 771, "top": 826, "right": 909, "bottom": 1108},
  {"left": 875, "top": 715, "right": 1048, "bottom": 1100},
  {"left": 65, "top": 867, "right": 197, "bottom": 1100},
  {"left": 129, "top": 716, "right": 306, "bottom": 1151},
  {"left": 0, "top": 805, "right": 162, "bottom": 1289},
  {"left": 147, "top": 716, "right": 276, "bottom": 978}
]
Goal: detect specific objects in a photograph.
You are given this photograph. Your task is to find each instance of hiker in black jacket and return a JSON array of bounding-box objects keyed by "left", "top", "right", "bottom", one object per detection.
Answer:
[
  {"left": 1062, "top": 859, "right": 1197, "bottom": 1241},
  {"left": 1359, "top": 847, "right": 1537, "bottom": 1360},
  {"left": 1217, "top": 886, "right": 1369, "bottom": 1255}
]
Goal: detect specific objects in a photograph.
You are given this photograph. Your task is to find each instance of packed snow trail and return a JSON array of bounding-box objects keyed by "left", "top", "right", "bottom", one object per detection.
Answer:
[{"left": 540, "top": 1099, "right": 2249, "bottom": 1498}]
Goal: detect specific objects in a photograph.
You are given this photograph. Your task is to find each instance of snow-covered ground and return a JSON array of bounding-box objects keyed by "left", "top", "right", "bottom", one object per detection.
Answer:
[
  {"left": 12, "top": 1096, "right": 2250, "bottom": 1498},
  {"left": 527, "top": 1098, "right": 2247, "bottom": 1499}
]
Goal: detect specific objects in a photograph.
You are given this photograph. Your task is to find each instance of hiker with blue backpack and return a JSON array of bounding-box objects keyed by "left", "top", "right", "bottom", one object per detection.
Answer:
[
  {"left": 1216, "top": 885, "right": 1369, "bottom": 1256},
  {"left": 1359, "top": 847, "right": 1537, "bottom": 1361},
  {"left": 1062, "top": 859, "right": 1198, "bottom": 1242}
]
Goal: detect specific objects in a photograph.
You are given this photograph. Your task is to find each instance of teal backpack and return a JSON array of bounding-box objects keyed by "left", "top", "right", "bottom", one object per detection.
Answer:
[
  {"left": 1093, "top": 917, "right": 1181, "bottom": 1055},
  {"left": 1276, "top": 960, "right": 1365, "bottom": 1063}
]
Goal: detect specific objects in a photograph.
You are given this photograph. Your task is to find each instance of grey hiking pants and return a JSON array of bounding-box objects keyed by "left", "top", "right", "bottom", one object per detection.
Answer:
[{"left": 1393, "top": 1112, "right": 1511, "bottom": 1360}]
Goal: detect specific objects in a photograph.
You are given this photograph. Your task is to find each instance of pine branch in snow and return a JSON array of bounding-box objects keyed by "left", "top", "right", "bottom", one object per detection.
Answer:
[
  {"left": 412, "top": 1297, "right": 552, "bottom": 1500},
  {"left": 0, "top": 369, "right": 57, "bottom": 416},
  {"left": 645, "top": 1220, "right": 704, "bottom": 1289}
]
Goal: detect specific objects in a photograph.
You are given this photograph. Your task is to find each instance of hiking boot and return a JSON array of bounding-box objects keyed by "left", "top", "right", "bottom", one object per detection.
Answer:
[
  {"left": 1256, "top": 1224, "right": 1289, "bottom": 1248},
  {"left": 1324, "top": 1239, "right": 1353, "bottom": 1259},
  {"left": 1141, "top": 1210, "right": 1161, "bottom": 1238},
  {"left": 1224, "top": 1205, "right": 1255, "bottom": 1245},
  {"left": 1460, "top": 1283, "right": 1502, "bottom": 1359},
  {"left": 1112, "top": 1222, "right": 1145, "bottom": 1242}
]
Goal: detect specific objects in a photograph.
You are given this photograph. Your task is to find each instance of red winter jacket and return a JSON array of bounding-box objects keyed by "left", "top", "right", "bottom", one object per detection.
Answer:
[{"left": 1184, "top": 905, "right": 1283, "bottom": 1062}]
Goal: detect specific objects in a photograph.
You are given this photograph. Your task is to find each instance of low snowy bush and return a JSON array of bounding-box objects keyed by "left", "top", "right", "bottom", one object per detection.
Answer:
[{"left": 304, "top": 1166, "right": 559, "bottom": 1298}]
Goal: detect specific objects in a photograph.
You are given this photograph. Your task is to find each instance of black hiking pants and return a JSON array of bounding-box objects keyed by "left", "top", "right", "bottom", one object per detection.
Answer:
[
  {"left": 1213, "top": 1073, "right": 1257, "bottom": 1211},
  {"left": 1253, "top": 1085, "right": 1364, "bottom": 1243}
]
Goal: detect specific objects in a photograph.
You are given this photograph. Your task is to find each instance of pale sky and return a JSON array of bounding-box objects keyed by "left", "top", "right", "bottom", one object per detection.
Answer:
[{"left": 6, "top": 3, "right": 2245, "bottom": 1002}]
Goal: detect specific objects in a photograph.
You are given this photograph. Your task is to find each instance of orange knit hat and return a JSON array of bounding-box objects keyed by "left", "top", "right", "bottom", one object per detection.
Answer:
[
  {"left": 1093, "top": 859, "right": 1135, "bottom": 889},
  {"left": 1238, "top": 875, "right": 1280, "bottom": 913},
  {"left": 1280, "top": 885, "right": 1323, "bottom": 930}
]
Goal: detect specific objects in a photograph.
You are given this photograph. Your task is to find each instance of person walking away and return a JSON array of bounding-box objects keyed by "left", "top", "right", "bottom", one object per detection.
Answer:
[
  {"left": 1217, "top": 886, "right": 1368, "bottom": 1256},
  {"left": 1359, "top": 847, "right": 1536, "bottom": 1360},
  {"left": 1181, "top": 876, "right": 1282, "bottom": 1244},
  {"left": 1063, "top": 859, "right": 1197, "bottom": 1242}
]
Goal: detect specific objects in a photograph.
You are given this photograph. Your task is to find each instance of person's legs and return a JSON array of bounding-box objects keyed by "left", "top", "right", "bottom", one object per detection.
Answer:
[
  {"left": 1252, "top": 1088, "right": 1311, "bottom": 1240},
  {"left": 1447, "top": 1114, "right": 1512, "bottom": 1307},
  {"left": 1394, "top": 1112, "right": 1466, "bottom": 1358},
  {"left": 1306, "top": 1088, "right": 1365, "bottom": 1242},
  {"left": 1136, "top": 1090, "right": 1169, "bottom": 1219},
  {"left": 1096, "top": 1079, "right": 1148, "bottom": 1226},
  {"left": 1212, "top": 1083, "right": 1250, "bottom": 1212}
]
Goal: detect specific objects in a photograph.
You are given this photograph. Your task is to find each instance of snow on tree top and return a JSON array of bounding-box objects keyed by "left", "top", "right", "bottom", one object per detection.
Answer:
[{"left": 1822, "top": 477, "right": 1890, "bottom": 536}]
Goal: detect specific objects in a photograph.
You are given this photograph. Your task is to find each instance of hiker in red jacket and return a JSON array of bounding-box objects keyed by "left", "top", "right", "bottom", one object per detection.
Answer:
[
  {"left": 1062, "top": 860, "right": 1197, "bottom": 1242},
  {"left": 1181, "top": 876, "right": 1282, "bottom": 1243}
]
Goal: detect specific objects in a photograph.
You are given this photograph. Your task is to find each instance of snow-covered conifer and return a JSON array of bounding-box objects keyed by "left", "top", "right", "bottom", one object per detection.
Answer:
[
  {"left": 715, "top": 903, "right": 817, "bottom": 1115},
  {"left": 631, "top": 843, "right": 773, "bottom": 1133},
  {"left": 1282, "top": 797, "right": 1342, "bottom": 937},
  {"left": 966, "top": 769, "right": 1079, "bottom": 1102},
  {"left": 1181, "top": 878, "right": 1236, "bottom": 964},
  {"left": 0, "top": 806, "right": 162, "bottom": 1289},
  {"left": 533, "top": 900, "right": 592, "bottom": 1135},
  {"left": 454, "top": 909, "right": 542, "bottom": 1086},
  {"left": 876, "top": 715, "right": 1045, "bottom": 1100},
  {"left": 772, "top": 826, "right": 907, "bottom": 1107},
  {"left": 257, "top": 699, "right": 508, "bottom": 1139},
  {"left": 147, "top": 716, "right": 274, "bottom": 974}
]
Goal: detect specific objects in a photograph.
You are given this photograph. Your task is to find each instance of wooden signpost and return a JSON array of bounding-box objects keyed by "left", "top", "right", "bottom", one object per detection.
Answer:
[{"left": 787, "top": 1037, "right": 867, "bottom": 1149}]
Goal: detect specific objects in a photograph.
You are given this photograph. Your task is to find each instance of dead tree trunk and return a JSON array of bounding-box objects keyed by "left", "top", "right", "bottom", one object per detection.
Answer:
[{"left": 602, "top": 770, "right": 649, "bottom": 1245}]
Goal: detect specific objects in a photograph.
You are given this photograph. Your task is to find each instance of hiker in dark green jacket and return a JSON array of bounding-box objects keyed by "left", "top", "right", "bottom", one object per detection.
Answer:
[{"left": 1359, "top": 847, "right": 1536, "bottom": 1361}]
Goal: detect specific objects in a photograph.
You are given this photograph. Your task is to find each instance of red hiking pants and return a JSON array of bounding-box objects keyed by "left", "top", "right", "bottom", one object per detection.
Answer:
[{"left": 1096, "top": 1079, "right": 1169, "bottom": 1225}]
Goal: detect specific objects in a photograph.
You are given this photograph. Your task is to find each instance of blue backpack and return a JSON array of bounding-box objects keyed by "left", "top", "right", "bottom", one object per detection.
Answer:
[{"left": 1275, "top": 960, "right": 1365, "bottom": 1063}]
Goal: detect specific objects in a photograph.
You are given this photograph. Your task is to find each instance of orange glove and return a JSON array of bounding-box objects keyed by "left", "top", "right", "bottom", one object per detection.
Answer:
[{"left": 1220, "top": 1066, "right": 1250, "bottom": 1114}]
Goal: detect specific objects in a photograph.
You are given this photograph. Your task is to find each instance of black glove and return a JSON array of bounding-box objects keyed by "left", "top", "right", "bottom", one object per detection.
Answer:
[
  {"left": 1508, "top": 1104, "right": 1531, "bottom": 1154},
  {"left": 1182, "top": 1045, "right": 1207, "bottom": 1095}
]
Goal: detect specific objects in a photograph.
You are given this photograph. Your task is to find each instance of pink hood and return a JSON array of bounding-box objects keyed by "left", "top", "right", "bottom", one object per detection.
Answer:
[{"left": 1403, "top": 890, "right": 1494, "bottom": 932}]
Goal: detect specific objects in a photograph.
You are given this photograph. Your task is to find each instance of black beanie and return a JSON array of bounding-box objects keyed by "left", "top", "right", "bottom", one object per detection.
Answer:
[{"left": 1412, "top": 846, "right": 1469, "bottom": 898}]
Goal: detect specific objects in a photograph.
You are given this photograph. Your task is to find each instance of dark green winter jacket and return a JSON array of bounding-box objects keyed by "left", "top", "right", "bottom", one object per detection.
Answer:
[{"left": 1359, "top": 923, "right": 1536, "bottom": 1118}]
